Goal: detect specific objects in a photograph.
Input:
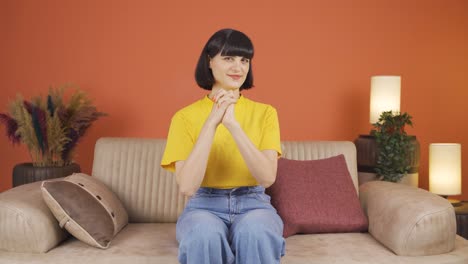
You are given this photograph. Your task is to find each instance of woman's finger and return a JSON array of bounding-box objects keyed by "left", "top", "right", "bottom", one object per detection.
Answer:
[
  {"left": 213, "top": 90, "right": 228, "bottom": 102},
  {"left": 217, "top": 97, "right": 237, "bottom": 110},
  {"left": 217, "top": 93, "right": 236, "bottom": 105}
]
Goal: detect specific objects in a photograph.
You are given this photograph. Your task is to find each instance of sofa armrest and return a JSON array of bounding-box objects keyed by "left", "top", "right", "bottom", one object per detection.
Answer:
[
  {"left": 0, "top": 181, "right": 68, "bottom": 253},
  {"left": 359, "top": 181, "right": 456, "bottom": 256}
]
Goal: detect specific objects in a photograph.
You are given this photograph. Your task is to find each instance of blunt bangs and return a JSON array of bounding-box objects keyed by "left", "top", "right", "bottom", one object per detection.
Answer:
[
  {"left": 219, "top": 31, "right": 254, "bottom": 60},
  {"left": 206, "top": 29, "right": 254, "bottom": 60}
]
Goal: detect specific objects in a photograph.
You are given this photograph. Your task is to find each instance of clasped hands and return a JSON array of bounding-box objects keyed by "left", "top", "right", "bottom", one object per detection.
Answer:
[{"left": 208, "top": 89, "right": 239, "bottom": 129}]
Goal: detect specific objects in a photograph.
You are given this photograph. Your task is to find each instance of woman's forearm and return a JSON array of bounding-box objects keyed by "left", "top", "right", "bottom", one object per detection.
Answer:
[
  {"left": 226, "top": 123, "right": 277, "bottom": 187},
  {"left": 176, "top": 120, "right": 217, "bottom": 196}
]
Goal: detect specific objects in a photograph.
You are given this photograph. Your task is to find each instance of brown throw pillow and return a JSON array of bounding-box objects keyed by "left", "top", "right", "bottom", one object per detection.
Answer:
[
  {"left": 267, "top": 155, "right": 368, "bottom": 238},
  {"left": 41, "top": 173, "right": 128, "bottom": 249}
]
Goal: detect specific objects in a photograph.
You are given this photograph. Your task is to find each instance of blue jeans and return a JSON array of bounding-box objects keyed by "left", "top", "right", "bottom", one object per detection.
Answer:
[{"left": 176, "top": 186, "right": 285, "bottom": 264}]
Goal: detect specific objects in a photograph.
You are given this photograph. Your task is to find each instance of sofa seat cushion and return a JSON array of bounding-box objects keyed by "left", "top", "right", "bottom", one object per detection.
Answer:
[
  {"left": 0, "top": 224, "right": 468, "bottom": 264},
  {"left": 0, "top": 223, "right": 179, "bottom": 263},
  {"left": 41, "top": 173, "right": 128, "bottom": 249},
  {"left": 282, "top": 233, "right": 468, "bottom": 264}
]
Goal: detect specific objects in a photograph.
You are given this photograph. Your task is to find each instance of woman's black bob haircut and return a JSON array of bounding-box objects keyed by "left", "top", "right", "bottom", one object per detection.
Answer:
[{"left": 195, "top": 28, "right": 254, "bottom": 90}]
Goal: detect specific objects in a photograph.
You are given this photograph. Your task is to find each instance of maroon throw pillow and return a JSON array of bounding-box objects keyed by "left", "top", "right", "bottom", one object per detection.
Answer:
[{"left": 267, "top": 154, "right": 368, "bottom": 238}]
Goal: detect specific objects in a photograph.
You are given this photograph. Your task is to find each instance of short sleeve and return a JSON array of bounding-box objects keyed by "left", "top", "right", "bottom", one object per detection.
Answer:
[
  {"left": 259, "top": 107, "right": 282, "bottom": 157},
  {"left": 161, "top": 112, "right": 194, "bottom": 172}
]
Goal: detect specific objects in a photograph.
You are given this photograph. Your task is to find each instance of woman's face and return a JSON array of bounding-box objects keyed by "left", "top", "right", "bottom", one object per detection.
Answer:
[{"left": 209, "top": 53, "right": 250, "bottom": 90}]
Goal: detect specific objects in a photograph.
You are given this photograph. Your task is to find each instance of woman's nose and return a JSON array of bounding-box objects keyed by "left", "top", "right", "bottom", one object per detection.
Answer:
[{"left": 231, "top": 59, "right": 242, "bottom": 71}]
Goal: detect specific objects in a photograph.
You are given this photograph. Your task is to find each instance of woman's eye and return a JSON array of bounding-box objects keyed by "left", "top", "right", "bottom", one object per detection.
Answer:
[
  {"left": 241, "top": 58, "right": 250, "bottom": 63},
  {"left": 223, "top": 57, "right": 234, "bottom": 61}
]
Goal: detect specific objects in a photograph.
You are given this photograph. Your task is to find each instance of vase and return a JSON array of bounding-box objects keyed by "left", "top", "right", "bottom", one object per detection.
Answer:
[
  {"left": 354, "top": 134, "right": 420, "bottom": 187},
  {"left": 12, "top": 163, "right": 81, "bottom": 187}
]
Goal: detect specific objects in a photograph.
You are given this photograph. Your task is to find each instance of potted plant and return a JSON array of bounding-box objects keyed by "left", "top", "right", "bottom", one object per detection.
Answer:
[
  {"left": 370, "top": 111, "right": 420, "bottom": 183},
  {"left": 0, "top": 85, "right": 106, "bottom": 186}
]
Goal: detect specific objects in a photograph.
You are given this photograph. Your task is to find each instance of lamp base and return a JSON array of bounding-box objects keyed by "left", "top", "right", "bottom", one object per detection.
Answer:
[
  {"left": 441, "top": 195, "right": 463, "bottom": 207},
  {"left": 449, "top": 199, "right": 463, "bottom": 207}
]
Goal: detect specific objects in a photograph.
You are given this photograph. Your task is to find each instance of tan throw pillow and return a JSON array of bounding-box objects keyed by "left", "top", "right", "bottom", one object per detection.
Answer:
[{"left": 41, "top": 173, "right": 128, "bottom": 249}]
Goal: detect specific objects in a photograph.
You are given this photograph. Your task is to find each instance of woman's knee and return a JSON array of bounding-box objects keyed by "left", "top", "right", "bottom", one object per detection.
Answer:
[
  {"left": 187, "top": 224, "right": 227, "bottom": 244},
  {"left": 233, "top": 209, "right": 283, "bottom": 237},
  {"left": 230, "top": 214, "right": 285, "bottom": 263},
  {"left": 177, "top": 210, "right": 229, "bottom": 243},
  {"left": 177, "top": 211, "right": 234, "bottom": 264},
  {"left": 233, "top": 221, "right": 274, "bottom": 243}
]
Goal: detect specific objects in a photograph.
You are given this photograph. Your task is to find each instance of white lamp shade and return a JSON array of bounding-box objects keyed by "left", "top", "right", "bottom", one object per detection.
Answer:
[
  {"left": 369, "top": 76, "right": 401, "bottom": 124},
  {"left": 429, "top": 143, "right": 462, "bottom": 196}
]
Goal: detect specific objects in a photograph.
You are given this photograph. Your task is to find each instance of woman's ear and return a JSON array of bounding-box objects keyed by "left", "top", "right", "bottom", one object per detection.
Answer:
[{"left": 208, "top": 56, "right": 212, "bottom": 69}]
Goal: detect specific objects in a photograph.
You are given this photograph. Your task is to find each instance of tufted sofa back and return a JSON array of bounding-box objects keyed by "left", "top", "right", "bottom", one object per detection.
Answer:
[{"left": 92, "top": 138, "right": 358, "bottom": 223}]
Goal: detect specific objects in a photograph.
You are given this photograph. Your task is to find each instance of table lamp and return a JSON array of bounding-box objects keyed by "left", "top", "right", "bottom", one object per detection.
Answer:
[
  {"left": 429, "top": 143, "right": 462, "bottom": 206},
  {"left": 356, "top": 75, "right": 407, "bottom": 186},
  {"left": 369, "top": 76, "right": 401, "bottom": 124}
]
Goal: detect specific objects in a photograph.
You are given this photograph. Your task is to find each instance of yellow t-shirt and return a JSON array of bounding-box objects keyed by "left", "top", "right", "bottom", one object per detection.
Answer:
[{"left": 160, "top": 94, "right": 282, "bottom": 189}]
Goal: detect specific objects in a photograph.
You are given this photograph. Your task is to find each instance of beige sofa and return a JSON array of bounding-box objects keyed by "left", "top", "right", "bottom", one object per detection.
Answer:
[{"left": 1, "top": 137, "right": 468, "bottom": 264}]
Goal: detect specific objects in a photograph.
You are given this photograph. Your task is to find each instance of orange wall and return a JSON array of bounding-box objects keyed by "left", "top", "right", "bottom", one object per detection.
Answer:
[{"left": 1, "top": 0, "right": 467, "bottom": 199}]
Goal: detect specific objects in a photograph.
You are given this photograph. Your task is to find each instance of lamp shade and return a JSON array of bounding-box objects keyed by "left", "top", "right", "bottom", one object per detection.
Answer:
[
  {"left": 429, "top": 143, "right": 462, "bottom": 196},
  {"left": 369, "top": 76, "right": 401, "bottom": 124}
]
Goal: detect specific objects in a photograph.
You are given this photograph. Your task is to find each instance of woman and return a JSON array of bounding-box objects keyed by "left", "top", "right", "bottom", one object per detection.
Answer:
[{"left": 161, "top": 28, "right": 285, "bottom": 264}]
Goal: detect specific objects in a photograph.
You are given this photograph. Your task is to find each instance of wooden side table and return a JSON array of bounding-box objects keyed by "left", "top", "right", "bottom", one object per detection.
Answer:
[{"left": 454, "top": 201, "right": 468, "bottom": 239}]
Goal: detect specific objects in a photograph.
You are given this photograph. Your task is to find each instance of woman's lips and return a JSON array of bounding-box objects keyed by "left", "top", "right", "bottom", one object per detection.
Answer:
[{"left": 228, "top": 74, "right": 242, "bottom": 80}]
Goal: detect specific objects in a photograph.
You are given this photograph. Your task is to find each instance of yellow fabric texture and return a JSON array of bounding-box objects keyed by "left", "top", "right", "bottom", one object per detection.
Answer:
[{"left": 161, "top": 94, "right": 282, "bottom": 189}]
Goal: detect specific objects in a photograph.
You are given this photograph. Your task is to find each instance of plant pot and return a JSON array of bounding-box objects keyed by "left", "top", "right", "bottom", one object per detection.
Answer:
[
  {"left": 12, "top": 163, "right": 81, "bottom": 187},
  {"left": 354, "top": 134, "right": 420, "bottom": 187}
]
